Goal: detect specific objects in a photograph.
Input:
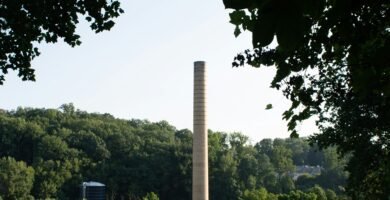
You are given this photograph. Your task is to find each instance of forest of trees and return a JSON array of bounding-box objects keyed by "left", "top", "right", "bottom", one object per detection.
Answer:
[{"left": 0, "top": 104, "right": 349, "bottom": 200}]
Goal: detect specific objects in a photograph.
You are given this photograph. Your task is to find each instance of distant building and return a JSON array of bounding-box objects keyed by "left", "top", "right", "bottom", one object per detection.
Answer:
[
  {"left": 291, "top": 165, "right": 322, "bottom": 180},
  {"left": 81, "top": 181, "right": 105, "bottom": 200}
]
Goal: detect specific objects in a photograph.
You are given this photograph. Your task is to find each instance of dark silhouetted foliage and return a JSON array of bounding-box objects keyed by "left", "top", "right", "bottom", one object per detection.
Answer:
[
  {"left": 0, "top": 1, "right": 123, "bottom": 84},
  {"left": 223, "top": 0, "right": 389, "bottom": 198}
]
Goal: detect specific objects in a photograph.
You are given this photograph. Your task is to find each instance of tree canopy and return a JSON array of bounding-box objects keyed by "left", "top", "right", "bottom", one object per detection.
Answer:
[
  {"left": 223, "top": 0, "right": 389, "bottom": 198},
  {"left": 0, "top": 0, "right": 124, "bottom": 84},
  {"left": 0, "top": 105, "right": 348, "bottom": 199}
]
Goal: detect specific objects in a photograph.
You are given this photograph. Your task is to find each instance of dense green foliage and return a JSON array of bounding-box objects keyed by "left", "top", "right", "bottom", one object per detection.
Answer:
[
  {"left": 0, "top": 1, "right": 123, "bottom": 84},
  {"left": 0, "top": 157, "right": 34, "bottom": 200},
  {"left": 0, "top": 105, "right": 349, "bottom": 199},
  {"left": 223, "top": 0, "right": 389, "bottom": 198}
]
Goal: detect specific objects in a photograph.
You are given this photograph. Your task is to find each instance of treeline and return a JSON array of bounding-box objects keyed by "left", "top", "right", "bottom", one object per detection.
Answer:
[{"left": 0, "top": 104, "right": 348, "bottom": 200}]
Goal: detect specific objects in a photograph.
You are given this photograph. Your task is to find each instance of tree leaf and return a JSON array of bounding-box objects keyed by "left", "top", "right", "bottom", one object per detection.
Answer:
[
  {"left": 276, "top": 9, "right": 304, "bottom": 51},
  {"left": 271, "top": 62, "right": 291, "bottom": 87},
  {"left": 302, "top": 0, "right": 325, "bottom": 18},
  {"left": 253, "top": 11, "right": 277, "bottom": 47},
  {"left": 229, "top": 10, "right": 247, "bottom": 26},
  {"left": 234, "top": 26, "right": 241, "bottom": 37},
  {"left": 223, "top": 0, "right": 253, "bottom": 9},
  {"left": 290, "top": 130, "right": 299, "bottom": 138},
  {"left": 265, "top": 104, "right": 273, "bottom": 110}
]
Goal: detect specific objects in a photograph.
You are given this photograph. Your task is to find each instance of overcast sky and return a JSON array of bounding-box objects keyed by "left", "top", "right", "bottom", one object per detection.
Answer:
[{"left": 0, "top": 0, "right": 317, "bottom": 142}]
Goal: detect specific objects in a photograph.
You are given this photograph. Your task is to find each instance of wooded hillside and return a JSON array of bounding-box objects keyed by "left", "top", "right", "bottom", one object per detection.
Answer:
[{"left": 0, "top": 104, "right": 348, "bottom": 200}]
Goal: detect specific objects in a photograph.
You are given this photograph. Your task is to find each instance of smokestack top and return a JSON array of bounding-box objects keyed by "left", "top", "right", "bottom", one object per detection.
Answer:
[{"left": 194, "top": 61, "right": 206, "bottom": 67}]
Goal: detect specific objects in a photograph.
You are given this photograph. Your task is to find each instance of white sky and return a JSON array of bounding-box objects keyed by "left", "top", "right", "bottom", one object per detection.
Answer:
[{"left": 0, "top": 0, "right": 317, "bottom": 142}]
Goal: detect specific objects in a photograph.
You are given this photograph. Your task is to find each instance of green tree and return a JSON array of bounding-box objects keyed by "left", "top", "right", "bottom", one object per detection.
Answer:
[
  {"left": 262, "top": 173, "right": 278, "bottom": 194},
  {"left": 284, "top": 138, "right": 310, "bottom": 165},
  {"left": 270, "top": 145, "right": 294, "bottom": 176},
  {"left": 255, "top": 139, "right": 273, "bottom": 158},
  {"left": 0, "top": 1, "right": 124, "bottom": 84},
  {"left": 253, "top": 153, "right": 274, "bottom": 187},
  {"left": 321, "top": 147, "right": 341, "bottom": 170},
  {"left": 32, "top": 159, "right": 73, "bottom": 199},
  {"left": 142, "top": 192, "right": 160, "bottom": 200},
  {"left": 210, "top": 150, "right": 241, "bottom": 200},
  {"left": 325, "top": 189, "right": 338, "bottom": 200},
  {"left": 66, "top": 130, "right": 110, "bottom": 162},
  {"left": 237, "top": 149, "right": 258, "bottom": 189},
  {"left": 278, "top": 190, "right": 317, "bottom": 200},
  {"left": 229, "top": 132, "right": 250, "bottom": 157},
  {"left": 295, "top": 174, "right": 316, "bottom": 191},
  {"left": 60, "top": 103, "right": 76, "bottom": 115},
  {"left": 305, "top": 145, "right": 325, "bottom": 166},
  {"left": 0, "top": 157, "right": 34, "bottom": 200},
  {"left": 223, "top": 0, "right": 389, "bottom": 197},
  {"left": 241, "top": 188, "right": 268, "bottom": 200},
  {"left": 279, "top": 175, "right": 295, "bottom": 193},
  {"left": 308, "top": 185, "right": 327, "bottom": 200},
  {"left": 0, "top": 116, "right": 43, "bottom": 164}
]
